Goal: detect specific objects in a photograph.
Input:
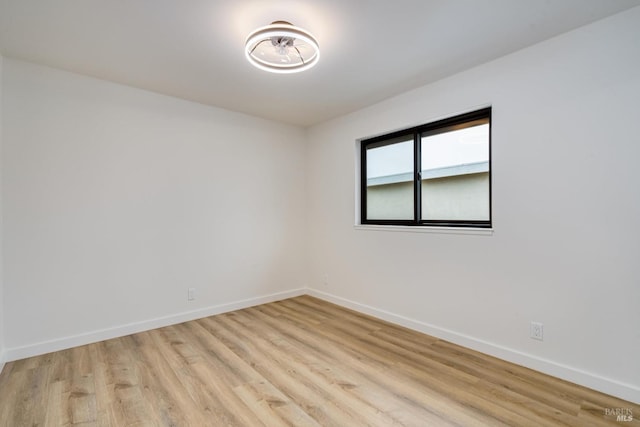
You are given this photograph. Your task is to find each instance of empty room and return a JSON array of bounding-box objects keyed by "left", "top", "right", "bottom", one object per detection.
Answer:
[{"left": 0, "top": 1, "right": 639, "bottom": 425}]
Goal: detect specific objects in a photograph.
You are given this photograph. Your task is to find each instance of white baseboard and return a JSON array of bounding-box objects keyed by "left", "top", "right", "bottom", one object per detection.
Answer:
[
  {"left": 4, "top": 288, "right": 306, "bottom": 362},
  {"left": 307, "top": 288, "right": 640, "bottom": 404}
]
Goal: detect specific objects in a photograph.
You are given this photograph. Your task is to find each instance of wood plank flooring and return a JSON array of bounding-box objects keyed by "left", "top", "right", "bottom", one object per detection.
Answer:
[{"left": 0, "top": 295, "right": 638, "bottom": 426}]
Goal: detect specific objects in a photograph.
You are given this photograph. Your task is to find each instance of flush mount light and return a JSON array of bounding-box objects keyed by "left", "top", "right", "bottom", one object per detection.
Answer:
[{"left": 245, "top": 21, "right": 320, "bottom": 74}]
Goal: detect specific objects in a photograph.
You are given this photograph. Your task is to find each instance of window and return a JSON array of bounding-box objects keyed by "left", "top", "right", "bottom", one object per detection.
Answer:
[{"left": 360, "top": 107, "right": 491, "bottom": 228}]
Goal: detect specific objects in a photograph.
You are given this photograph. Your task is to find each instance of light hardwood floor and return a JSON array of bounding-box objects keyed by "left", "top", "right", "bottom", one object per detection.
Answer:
[{"left": 0, "top": 295, "right": 638, "bottom": 426}]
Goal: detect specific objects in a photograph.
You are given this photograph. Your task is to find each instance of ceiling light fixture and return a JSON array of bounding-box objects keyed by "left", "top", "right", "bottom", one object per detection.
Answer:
[{"left": 245, "top": 21, "right": 320, "bottom": 74}]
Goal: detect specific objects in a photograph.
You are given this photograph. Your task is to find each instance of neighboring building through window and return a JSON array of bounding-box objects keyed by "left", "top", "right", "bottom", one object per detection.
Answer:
[{"left": 361, "top": 107, "right": 491, "bottom": 228}]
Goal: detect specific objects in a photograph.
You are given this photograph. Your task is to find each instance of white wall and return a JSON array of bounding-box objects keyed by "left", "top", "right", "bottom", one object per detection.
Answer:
[
  {"left": 0, "top": 54, "right": 5, "bottom": 373},
  {"left": 1, "top": 59, "right": 307, "bottom": 358},
  {"left": 306, "top": 7, "right": 640, "bottom": 403}
]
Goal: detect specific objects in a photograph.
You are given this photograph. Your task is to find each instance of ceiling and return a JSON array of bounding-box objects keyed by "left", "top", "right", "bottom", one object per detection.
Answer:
[{"left": 1, "top": 0, "right": 639, "bottom": 127}]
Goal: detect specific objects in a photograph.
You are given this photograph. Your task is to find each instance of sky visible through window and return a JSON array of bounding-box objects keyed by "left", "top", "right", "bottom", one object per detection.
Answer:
[{"left": 367, "top": 124, "right": 489, "bottom": 178}]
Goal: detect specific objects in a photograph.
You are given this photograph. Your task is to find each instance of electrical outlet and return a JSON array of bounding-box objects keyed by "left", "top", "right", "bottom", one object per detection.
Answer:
[
  {"left": 322, "top": 273, "right": 329, "bottom": 286},
  {"left": 188, "top": 287, "right": 196, "bottom": 301},
  {"left": 530, "top": 321, "right": 543, "bottom": 341}
]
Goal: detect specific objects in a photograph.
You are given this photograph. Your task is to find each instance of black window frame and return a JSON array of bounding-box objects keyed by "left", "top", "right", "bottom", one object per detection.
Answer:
[{"left": 360, "top": 107, "right": 492, "bottom": 228}]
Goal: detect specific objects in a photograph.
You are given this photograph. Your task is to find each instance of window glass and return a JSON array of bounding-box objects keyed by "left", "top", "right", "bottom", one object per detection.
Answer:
[
  {"left": 421, "top": 123, "right": 489, "bottom": 221},
  {"left": 365, "top": 138, "right": 414, "bottom": 220},
  {"left": 360, "top": 107, "right": 491, "bottom": 228}
]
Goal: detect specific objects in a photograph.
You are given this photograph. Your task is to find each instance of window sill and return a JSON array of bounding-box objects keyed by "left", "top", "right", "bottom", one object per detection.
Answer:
[{"left": 354, "top": 224, "right": 493, "bottom": 236}]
